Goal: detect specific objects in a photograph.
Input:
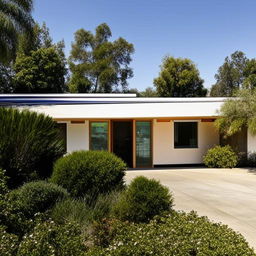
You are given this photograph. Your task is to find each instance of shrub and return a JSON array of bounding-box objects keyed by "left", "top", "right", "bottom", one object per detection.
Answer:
[
  {"left": 0, "top": 225, "right": 19, "bottom": 256},
  {"left": 87, "top": 211, "right": 256, "bottom": 256},
  {"left": 203, "top": 145, "right": 238, "bottom": 168},
  {"left": 17, "top": 220, "right": 87, "bottom": 256},
  {"left": 0, "top": 169, "right": 8, "bottom": 196},
  {"left": 112, "top": 176, "right": 173, "bottom": 223},
  {"left": 8, "top": 180, "right": 69, "bottom": 218},
  {"left": 247, "top": 152, "right": 256, "bottom": 167},
  {"left": 0, "top": 107, "right": 65, "bottom": 188},
  {"left": 51, "top": 191, "right": 121, "bottom": 230},
  {"left": 50, "top": 150, "right": 126, "bottom": 200}
]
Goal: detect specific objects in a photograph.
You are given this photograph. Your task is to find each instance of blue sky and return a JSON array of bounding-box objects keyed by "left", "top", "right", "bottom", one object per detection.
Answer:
[{"left": 33, "top": 0, "right": 256, "bottom": 91}]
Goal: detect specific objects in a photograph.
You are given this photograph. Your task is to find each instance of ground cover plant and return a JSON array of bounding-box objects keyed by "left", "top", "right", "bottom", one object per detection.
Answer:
[{"left": 87, "top": 212, "right": 256, "bottom": 256}]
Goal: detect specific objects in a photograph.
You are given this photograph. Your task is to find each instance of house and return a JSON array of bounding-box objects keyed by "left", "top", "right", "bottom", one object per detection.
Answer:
[{"left": 1, "top": 93, "right": 254, "bottom": 168}]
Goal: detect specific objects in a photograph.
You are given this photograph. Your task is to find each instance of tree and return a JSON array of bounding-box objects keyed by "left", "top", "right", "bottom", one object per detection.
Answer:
[
  {"left": 0, "top": 64, "right": 14, "bottom": 93},
  {"left": 14, "top": 47, "right": 67, "bottom": 93},
  {"left": 153, "top": 56, "right": 207, "bottom": 97},
  {"left": 210, "top": 51, "right": 248, "bottom": 96},
  {"left": 243, "top": 59, "right": 256, "bottom": 90},
  {"left": 0, "top": 108, "right": 65, "bottom": 188},
  {"left": 69, "top": 23, "right": 134, "bottom": 93},
  {"left": 216, "top": 89, "right": 256, "bottom": 136},
  {"left": 0, "top": 0, "right": 34, "bottom": 64},
  {"left": 140, "top": 87, "right": 158, "bottom": 97},
  {"left": 17, "top": 22, "right": 53, "bottom": 56}
]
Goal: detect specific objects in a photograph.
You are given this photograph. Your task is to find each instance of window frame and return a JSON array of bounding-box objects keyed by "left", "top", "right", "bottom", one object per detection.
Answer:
[{"left": 173, "top": 121, "right": 199, "bottom": 149}]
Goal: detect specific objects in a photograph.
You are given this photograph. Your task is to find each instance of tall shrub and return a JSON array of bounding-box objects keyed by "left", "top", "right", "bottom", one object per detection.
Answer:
[{"left": 0, "top": 108, "right": 65, "bottom": 188}]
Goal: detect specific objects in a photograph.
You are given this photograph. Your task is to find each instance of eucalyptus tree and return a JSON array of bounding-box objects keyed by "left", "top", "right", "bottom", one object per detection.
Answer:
[
  {"left": 0, "top": 0, "right": 34, "bottom": 63},
  {"left": 69, "top": 23, "right": 134, "bottom": 93}
]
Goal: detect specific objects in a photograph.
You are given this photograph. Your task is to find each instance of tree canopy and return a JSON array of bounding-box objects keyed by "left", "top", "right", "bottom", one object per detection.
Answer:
[
  {"left": 69, "top": 23, "right": 134, "bottom": 93},
  {"left": 14, "top": 47, "right": 67, "bottom": 93},
  {"left": 216, "top": 89, "right": 256, "bottom": 136},
  {"left": 210, "top": 51, "right": 250, "bottom": 96},
  {"left": 153, "top": 56, "right": 207, "bottom": 97},
  {"left": 0, "top": 0, "right": 34, "bottom": 64}
]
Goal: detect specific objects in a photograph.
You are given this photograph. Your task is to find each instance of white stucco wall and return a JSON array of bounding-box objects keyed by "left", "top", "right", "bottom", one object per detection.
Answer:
[
  {"left": 67, "top": 121, "right": 89, "bottom": 153},
  {"left": 247, "top": 131, "right": 256, "bottom": 154},
  {"left": 153, "top": 120, "right": 219, "bottom": 165}
]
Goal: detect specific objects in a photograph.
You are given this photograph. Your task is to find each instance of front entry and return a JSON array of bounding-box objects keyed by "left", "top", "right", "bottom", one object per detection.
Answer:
[{"left": 112, "top": 121, "right": 133, "bottom": 167}]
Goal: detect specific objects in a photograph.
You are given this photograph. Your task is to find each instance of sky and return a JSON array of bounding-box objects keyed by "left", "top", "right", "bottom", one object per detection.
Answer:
[{"left": 33, "top": 0, "right": 256, "bottom": 91}]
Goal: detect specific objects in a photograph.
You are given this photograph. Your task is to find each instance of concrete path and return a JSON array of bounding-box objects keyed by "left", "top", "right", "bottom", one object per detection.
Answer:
[{"left": 125, "top": 168, "right": 256, "bottom": 249}]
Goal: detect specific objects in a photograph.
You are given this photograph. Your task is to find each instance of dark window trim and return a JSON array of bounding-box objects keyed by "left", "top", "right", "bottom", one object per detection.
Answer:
[{"left": 173, "top": 121, "right": 198, "bottom": 149}]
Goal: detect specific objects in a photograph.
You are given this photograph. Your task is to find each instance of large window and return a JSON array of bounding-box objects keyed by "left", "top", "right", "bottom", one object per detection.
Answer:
[
  {"left": 90, "top": 122, "right": 109, "bottom": 151},
  {"left": 174, "top": 122, "right": 198, "bottom": 148}
]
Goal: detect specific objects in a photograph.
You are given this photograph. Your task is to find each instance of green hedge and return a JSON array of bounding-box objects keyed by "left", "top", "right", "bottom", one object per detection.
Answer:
[
  {"left": 88, "top": 212, "right": 255, "bottom": 256},
  {"left": 50, "top": 151, "right": 126, "bottom": 201},
  {"left": 112, "top": 176, "right": 173, "bottom": 223},
  {"left": 203, "top": 145, "right": 238, "bottom": 168},
  {"left": 8, "top": 181, "right": 69, "bottom": 218}
]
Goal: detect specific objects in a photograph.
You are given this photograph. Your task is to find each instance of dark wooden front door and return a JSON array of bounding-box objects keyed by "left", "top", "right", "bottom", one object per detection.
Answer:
[{"left": 112, "top": 121, "right": 133, "bottom": 167}]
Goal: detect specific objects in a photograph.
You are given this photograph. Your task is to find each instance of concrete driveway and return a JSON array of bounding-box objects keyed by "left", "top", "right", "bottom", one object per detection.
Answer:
[{"left": 125, "top": 168, "right": 256, "bottom": 249}]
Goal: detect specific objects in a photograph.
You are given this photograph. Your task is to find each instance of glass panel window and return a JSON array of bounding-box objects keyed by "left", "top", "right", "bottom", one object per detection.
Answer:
[
  {"left": 174, "top": 122, "right": 198, "bottom": 148},
  {"left": 90, "top": 122, "right": 108, "bottom": 151},
  {"left": 136, "top": 121, "right": 152, "bottom": 167}
]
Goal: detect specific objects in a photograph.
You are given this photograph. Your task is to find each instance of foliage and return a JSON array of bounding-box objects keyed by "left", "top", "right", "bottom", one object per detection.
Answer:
[
  {"left": 50, "top": 150, "right": 126, "bottom": 201},
  {"left": 0, "top": 169, "right": 8, "bottom": 196},
  {"left": 0, "top": 225, "right": 19, "bottom": 256},
  {"left": 203, "top": 145, "right": 238, "bottom": 168},
  {"left": 210, "top": 51, "right": 249, "bottom": 96},
  {"left": 216, "top": 89, "right": 256, "bottom": 136},
  {"left": 243, "top": 59, "right": 256, "bottom": 90},
  {"left": 17, "top": 220, "right": 87, "bottom": 256},
  {"left": 14, "top": 47, "right": 67, "bottom": 93},
  {"left": 0, "top": 108, "right": 65, "bottom": 188},
  {"left": 9, "top": 181, "right": 69, "bottom": 218},
  {"left": 139, "top": 87, "right": 158, "bottom": 97},
  {"left": 87, "top": 211, "right": 255, "bottom": 256},
  {"left": 51, "top": 191, "right": 120, "bottom": 232},
  {"left": 69, "top": 23, "right": 134, "bottom": 93},
  {"left": 17, "top": 22, "right": 53, "bottom": 56},
  {"left": 0, "top": 63, "right": 14, "bottom": 93},
  {"left": 112, "top": 176, "right": 173, "bottom": 223},
  {"left": 153, "top": 56, "right": 207, "bottom": 97},
  {"left": 0, "top": 0, "right": 34, "bottom": 63}
]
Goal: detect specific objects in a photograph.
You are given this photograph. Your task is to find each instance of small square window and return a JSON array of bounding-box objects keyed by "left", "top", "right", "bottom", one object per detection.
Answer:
[{"left": 174, "top": 122, "right": 198, "bottom": 148}]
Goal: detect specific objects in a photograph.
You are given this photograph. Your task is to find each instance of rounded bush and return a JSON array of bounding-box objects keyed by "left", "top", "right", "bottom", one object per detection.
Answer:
[
  {"left": 17, "top": 220, "right": 86, "bottom": 256},
  {"left": 203, "top": 145, "right": 238, "bottom": 168},
  {"left": 50, "top": 150, "right": 126, "bottom": 200},
  {"left": 88, "top": 212, "right": 255, "bottom": 256},
  {"left": 112, "top": 176, "right": 173, "bottom": 223},
  {"left": 8, "top": 180, "right": 69, "bottom": 218}
]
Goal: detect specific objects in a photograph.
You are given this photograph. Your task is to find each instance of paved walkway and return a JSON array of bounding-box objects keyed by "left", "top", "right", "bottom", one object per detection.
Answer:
[{"left": 125, "top": 168, "right": 256, "bottom": 249}]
